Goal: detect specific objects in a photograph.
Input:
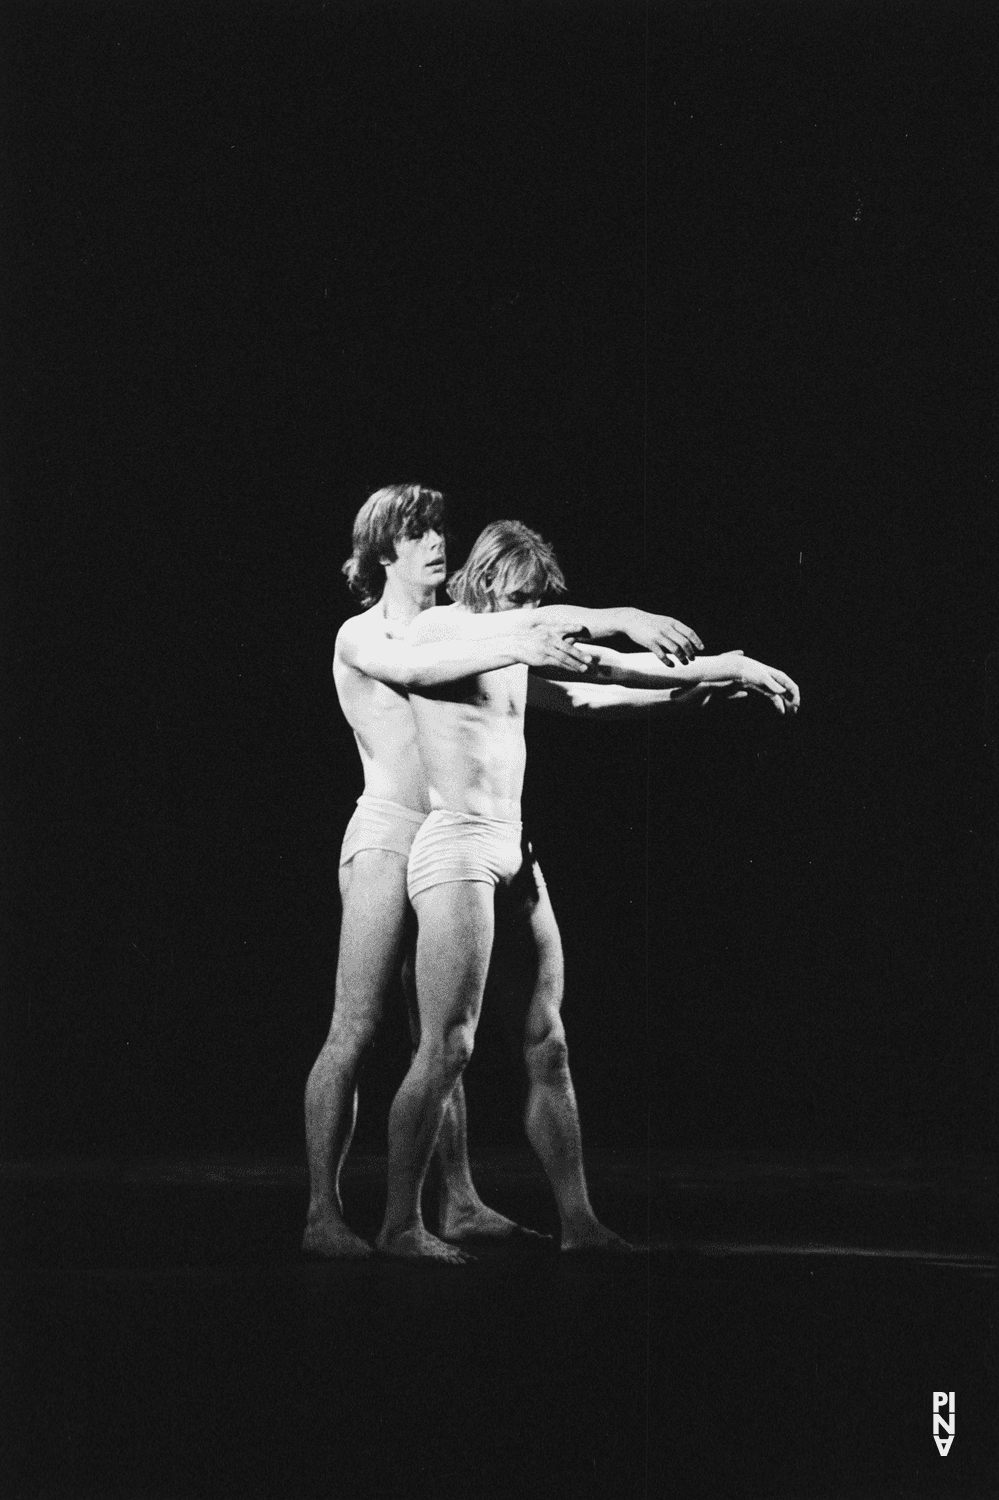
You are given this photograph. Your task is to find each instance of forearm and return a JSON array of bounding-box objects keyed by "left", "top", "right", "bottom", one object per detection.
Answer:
[
  {"left": 531, "top": 604, "right": 636, "bottom": 640},
  {"left": 578, "top": 646, "right": 742, "bottom": 691},
  {"left": 401, "top": 637, "right": 526, "bottom": 687},
  {"left": 348, "top": 635, "right": 527, "bottom": 689}
]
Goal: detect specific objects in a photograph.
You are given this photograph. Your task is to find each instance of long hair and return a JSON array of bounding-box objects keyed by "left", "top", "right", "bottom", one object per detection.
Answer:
[
  {"left": 342, "top": 484, "right": 447, "bottom": 607},
  {"left": 447, "top": 520, "right": 568, "bottom": 613}
]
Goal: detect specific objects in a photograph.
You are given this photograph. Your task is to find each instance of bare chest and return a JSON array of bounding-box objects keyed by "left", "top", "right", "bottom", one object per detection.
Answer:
[{"left": 467, "top": 662, "right": 528, "bottom": 719}]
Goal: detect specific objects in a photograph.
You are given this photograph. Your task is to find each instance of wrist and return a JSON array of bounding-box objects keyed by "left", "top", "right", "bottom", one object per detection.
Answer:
[
  {"left": 725, "top": 654, "right": 747, "bottom": 685},
  {"left": 699, "top": 653, "right": 739, "bottom": 685}
]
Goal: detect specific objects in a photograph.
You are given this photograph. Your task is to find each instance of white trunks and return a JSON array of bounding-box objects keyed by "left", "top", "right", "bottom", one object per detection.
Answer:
[
  {"left": 338, "top": 795, "right": 428, "bottom": 869},
  {"left": 406, "top": 809, "right": 526, "bottom": 902}
]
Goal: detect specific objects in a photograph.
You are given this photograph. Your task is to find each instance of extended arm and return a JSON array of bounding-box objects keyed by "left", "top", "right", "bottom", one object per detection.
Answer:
[
  {"left": 405, "top": 602, "right": 703, "bottom": 664},
  {"left": 337, "top": 616, "right": 591, "bottom": 690},
  {"left": 526, "top": 674, "right": 726, "bottom": 718},
  {"left": 529, "top": 605, "right": 703, "bottom": 663},
  {"left": 536, "top": 643, "right": 800, "bottom": 713}
]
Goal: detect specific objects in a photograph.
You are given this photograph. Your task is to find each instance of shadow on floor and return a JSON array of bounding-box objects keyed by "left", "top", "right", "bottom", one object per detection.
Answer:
[{"left": 2, "top": 1151, "right": 995, "bottom": 1499}]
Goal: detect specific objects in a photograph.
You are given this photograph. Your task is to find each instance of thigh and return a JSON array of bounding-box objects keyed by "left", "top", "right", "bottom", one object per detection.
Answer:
[
  {"left": 335, "top": 850, "right": 410, "bottom": 1028},
  {"left": 412, "top": 881, "right": 496, "bottom": 1043},
  {"left": 491, "top": 866, "right": 565, "bottom": 1050}
]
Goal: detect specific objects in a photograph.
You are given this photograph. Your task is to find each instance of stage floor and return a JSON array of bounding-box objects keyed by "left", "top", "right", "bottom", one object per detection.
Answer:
[{"left": 3, "top": 1151, "right": 994, "bottom": 1499}]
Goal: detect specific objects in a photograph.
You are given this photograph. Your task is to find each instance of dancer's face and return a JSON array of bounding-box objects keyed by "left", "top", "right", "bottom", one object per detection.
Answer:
[
  {"left": 486, "top": 558, "right": 542, "bottom": 612},
  {"left": 385, "top": 528, "right": 447, "bottom": 591},
  {"left": 492, "top": 586, "right": 540, "bottom": 612}
]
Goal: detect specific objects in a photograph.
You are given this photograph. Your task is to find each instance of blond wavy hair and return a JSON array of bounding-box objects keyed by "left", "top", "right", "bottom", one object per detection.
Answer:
[{"left": 447, "top": 520, "right": 567, "bottom": 613}]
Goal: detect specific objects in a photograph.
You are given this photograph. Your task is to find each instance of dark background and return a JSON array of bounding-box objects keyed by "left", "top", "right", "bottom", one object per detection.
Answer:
[{"left": 2, "top": 0, "right": 994, "bottom": 1163}]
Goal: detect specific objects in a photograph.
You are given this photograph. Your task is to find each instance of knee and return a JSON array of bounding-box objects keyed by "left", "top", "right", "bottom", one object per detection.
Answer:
[
  {"left": 440, "top": 1022, "right": 475, "bottom": 1082},
  {"left": 524, "top": 1024, "right": 569, "bottom": 1085},
  {"left": 325, "top": 1009, "right": 378, "bottom": 1070}
]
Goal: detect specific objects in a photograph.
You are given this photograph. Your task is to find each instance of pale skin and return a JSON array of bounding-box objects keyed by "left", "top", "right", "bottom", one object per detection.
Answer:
[
  {"left": 375, "top": 593, "right": 798, "bottom": 1262},
  {"left": 303, "top": 528, "right": 665, "bottom": 1256}
]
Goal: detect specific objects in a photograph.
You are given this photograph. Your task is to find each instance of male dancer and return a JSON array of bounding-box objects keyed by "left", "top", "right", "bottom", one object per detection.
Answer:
[
  {"left": 377, "top": 519, "right": 799, "bottom": 1262},
  {"left": 303, "top": 487, "right": 703, "bottom": 1256}
]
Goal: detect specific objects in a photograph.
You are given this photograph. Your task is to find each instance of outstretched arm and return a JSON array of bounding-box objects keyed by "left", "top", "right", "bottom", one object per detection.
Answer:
[
  {"left": 337, "top": 616, "right": 592, "bottom": 690},
  {"left": 405, "top": 602, "right": 704, "bottom": 664},
  {"left": 526, "top": 675, "right": 734, "bottom": 718},
  {"left": 537, "top": 643, "right": 800, "bottom": 714},
  {"left": 530, "top": 605, "right": 703, "bottom": 663}
]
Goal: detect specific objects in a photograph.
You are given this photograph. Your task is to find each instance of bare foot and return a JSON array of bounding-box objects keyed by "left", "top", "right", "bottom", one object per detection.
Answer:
[
  {"left": 302, "top": 1213, "right": 373, "bottom": 1259},
  {"left": 439, "top": 1199, "right": 551, "bottom": 1244},
  {"left": 376, "top": 1225, "right": 474, "bottom": 1264},
  {"left": 561, "top": 1220, "right": 638, "bottom": 1254}
]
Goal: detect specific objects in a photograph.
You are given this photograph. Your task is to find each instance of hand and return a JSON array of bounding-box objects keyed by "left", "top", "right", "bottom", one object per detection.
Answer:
[
  {"left": 623, "top": 609, "right": 704, "bottom": 665},
  {"left": 722, "top": 652, "right": 800, "bottom": 714},
  {"left": 513, "top": 627, "right": 595, "bottom": 674}
]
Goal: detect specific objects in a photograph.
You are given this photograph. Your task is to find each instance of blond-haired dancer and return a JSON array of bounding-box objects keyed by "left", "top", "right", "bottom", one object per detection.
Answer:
[{"left": 377, "top": 520, "right": 799, "bottom": 1261}]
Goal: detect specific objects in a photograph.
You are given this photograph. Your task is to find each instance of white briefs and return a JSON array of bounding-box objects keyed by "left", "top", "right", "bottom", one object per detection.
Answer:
[
  {"left": 406, "top": 809, "right": 525, "bottom": 902},
  {"left": 338, "top": 795, "right": 428, "bottom": 868},
  {"left": 339, "top": 795, "right": 546, "bottom": 906}
]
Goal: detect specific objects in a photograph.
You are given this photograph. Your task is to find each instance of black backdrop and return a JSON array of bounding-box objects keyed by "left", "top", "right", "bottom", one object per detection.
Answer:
[{"left": 3, "top": 1, "right": 994, "bottom": 1162}]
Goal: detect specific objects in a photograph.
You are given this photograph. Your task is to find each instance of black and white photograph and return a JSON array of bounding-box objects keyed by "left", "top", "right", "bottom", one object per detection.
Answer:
[{"left": 3, "top": 2, "right": 995, "bottom": 1497}]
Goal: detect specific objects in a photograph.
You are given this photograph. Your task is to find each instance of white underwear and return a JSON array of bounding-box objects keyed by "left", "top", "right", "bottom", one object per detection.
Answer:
[
  {"left": 338, "top": 795, "right": 428, "bottom": 869},
  {"left": 406, "top": 809, "right": 524, "bottom": 901}
]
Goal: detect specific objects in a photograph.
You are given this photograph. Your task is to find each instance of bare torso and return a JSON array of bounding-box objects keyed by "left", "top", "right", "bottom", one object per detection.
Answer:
[
  {"left": 333, "top": 606, "right": 432, "bottom": 813},
  {"left": 408, "top": 608, "right": 530, "bottom": 821}
]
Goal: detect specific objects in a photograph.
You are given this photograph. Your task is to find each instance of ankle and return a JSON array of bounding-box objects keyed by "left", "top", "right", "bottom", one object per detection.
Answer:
[
  {"left": 306, "top": 1192, "right": 345, "bottom": 1224},
  {"left": 440, "top": 1179, "right": 479, "bottom": 1209}
]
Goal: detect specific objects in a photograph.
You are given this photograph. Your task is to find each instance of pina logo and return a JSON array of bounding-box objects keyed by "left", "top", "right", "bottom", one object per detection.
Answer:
[{"left": 933, "top": 1391, "right": 955, "bottom": 1456}]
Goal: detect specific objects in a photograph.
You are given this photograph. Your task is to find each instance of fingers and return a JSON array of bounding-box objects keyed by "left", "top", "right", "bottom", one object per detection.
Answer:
[
  {"left": 667, "top": 618, "right": 704, "bottom": 655},
  {"left": 657, "top": 635, "right": 695, "bottom": 666},
  {"left": 654, "top": 630, "right": 684, "bottom": 663},
  {"left": 568, "top": 643, "right": 598, "bottom": 669},
  {"left": 745, "top": 679, "right": 788, "bottom": 712},
  {"left": 778, "top": 672, "right": 801, "bottom": 709},
  {"left": 665, "top": 630, "right": 699, "bottom": 664},
  {"left": 744, "top": 669, "right": 787, "bottom": 710},
  {"left": 565, "top": 641, "right": 597, "bottom": 672},
  {"left": 740, "top": 658, "right": 799, "bottom": 714},
  {"left": 533, "top": 629, "right": 592, "bottom": 673},
  {"left": 530, "top": 642, "right": 585, "bottom": 672},
  {"left": 644, "top": 615, "right": 702, "bottom": 664},
  {"left": 763, "top": 667, "right": 800, "bottom": 711},
  {"left": 556, "top": 647, "right": 588, "bottom": 673}
]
